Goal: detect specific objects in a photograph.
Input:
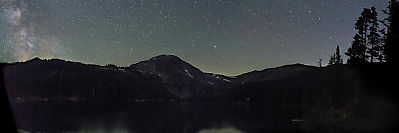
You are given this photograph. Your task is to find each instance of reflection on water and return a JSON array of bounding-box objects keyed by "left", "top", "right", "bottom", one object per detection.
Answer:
[
  {"left": 10, "top": 102, "right": 302, "bottom": 133},
  {"left": 78, "top": 127, "right": 128, "bottom": 133},
  {"left": 198, "top": 127, "right": 244, "bottom": 133}
]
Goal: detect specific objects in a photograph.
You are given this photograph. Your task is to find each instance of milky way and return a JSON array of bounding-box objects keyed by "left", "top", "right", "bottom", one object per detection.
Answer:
[
  {"left": 1, "top": 0, "right": 33, "bottom": 61},
  {"left": 1, "top": 0, "right": 63, "bottom": 62},
  {"left": 0, "top": 0, "right": 388, "bottom": 75}
]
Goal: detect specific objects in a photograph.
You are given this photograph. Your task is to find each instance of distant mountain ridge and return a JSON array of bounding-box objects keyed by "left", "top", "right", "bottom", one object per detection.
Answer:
[
  {"left": 2, "top": 54, "right": 394, "bottom": 107},
  {"left": 2, "top": 55, "right": 397, "bottom": 132}
]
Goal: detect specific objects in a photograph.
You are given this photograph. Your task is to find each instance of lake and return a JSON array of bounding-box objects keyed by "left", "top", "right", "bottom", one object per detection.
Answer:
[{"left": 10, "top": 102, "right": 303, "bottom": 133}]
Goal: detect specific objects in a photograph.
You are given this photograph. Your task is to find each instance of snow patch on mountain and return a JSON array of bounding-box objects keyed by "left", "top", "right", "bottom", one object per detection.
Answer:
[
  {"left": 223, "top": 79, "right": 231, "bottom": 82},
  {"left": 184, "top": 69, "right": 194, "bottom": 78}
]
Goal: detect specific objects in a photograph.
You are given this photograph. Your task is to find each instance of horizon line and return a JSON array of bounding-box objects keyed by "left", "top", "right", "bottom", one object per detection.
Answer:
[{"left": 1, "top": 55, "right": 319, "bottom": 77}]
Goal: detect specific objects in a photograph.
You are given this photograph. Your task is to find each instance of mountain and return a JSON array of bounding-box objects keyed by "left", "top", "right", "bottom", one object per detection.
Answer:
[
  {"left": 234, "top": 64, "right": 316, "bottom": 84},
  {"left": 2, "top": 55, "right": 237, "bottom": 102},
  {"left": 128, "top": 55, "right": 233, "bottom": 99},
  {"left": 2, "top": 55, "right": 397, "bottom": 131},
  {"left": 130, "top": 55, "right": 234, "bottom": 86},
  {"left": 1, "top": 55, "right": 396, "bottom": 106},
  {"left": 3, "top": 57, "right": 175, "bottom": 102}
]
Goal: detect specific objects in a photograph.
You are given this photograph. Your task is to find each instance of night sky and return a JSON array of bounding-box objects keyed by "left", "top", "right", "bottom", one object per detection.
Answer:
[{"left": 0, "top": 0, "right": 388, "bottom": 75}]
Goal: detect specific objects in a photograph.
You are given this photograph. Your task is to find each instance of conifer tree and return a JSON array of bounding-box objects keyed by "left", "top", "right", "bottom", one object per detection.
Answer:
[
  {"left": 346, "top": 8, "right": 371, "bottom": 64},
  {"left": 328, "top": 54, "right": 336, "bottom": 66},
  {"left": 335, "top": 45, "right": 343, "bottom": 64},
  {"left": 378, "top": 26, "right": 387, "bottom": 62},
  {"left": 346, "top": 32, "right": 368, "bottom": 64},
  {"left": 383, "top": 0, "right": 399, "bottom": 64},
  {"left": 367, "top": 7, "right": 382, "bottom": 63}
]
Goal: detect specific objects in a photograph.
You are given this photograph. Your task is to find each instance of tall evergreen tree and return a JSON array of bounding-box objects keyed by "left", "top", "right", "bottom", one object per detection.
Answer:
[
  {"left": 367, "top": 7, "right": 382, "bottom": 63},
  {"left": 360, "top": 8, "right": 372, "bottom": 52},
  {"left": 328, "top": 45, "right": 343, "bottom": 66},
  {"left": 335, "top": 45, "right": 343, "bottom": 64},
  {"left": 377, "top": 26, "right": 387, "bottom": 63},
  {"left": 346, "top": 8, "right": 371, "bottom": 64},
  {"left": 383, "top": 0, "right": 399, "bottom": 64},
  {"left": 378, "top": 25, "right": 387, "bottom": 62}
]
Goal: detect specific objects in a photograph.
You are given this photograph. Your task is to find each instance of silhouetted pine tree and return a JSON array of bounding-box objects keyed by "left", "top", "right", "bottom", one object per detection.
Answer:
[
  {"left": 346, "top": 8, "right": 371, "bottom": 64},
  {"left": 379, "top": 26, "right": 387, "bottom": 62},
  {"left": 383, "top": 0, "right": 399, "bottom": 64},
  {"left": 328, "top": 45, "right": 343, "bottom": 66},
  {"left": 335, "top": 45, "right": 343, "bottom": 64},
  {"left": 328, "top": 54, "right": 336, "bottom": 66},
  {"left": 346, "top": 34, "right": 368, "bottom": 64},
  {"left": 367, "top": 7, "right": 382, "bottom": 63}
]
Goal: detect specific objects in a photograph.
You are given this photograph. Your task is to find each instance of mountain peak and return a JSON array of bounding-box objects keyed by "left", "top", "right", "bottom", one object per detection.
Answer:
[
  {"left": 128, "top": 55, "right": 211, "bottom": 96},
  {"left": 149, "top": 54, "right": 182, "bottom": 62},
  {"left": 276, "top": 63, "right": 313, "bottom": 69},
  {"left": 28, "top": 57, "right": 42, "bottom": 62},
  {"left": 130, "top": 54, "right": 189, "bottom": 68}
]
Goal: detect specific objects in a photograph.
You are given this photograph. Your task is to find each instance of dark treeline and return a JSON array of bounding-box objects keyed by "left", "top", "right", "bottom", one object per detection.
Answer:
[
  {"left": 345, "top": 0, "right": 398, "bottom": 65},
  {"left": 310, "top": 1, "right": 399, "bottom": 131},
  {"left": 328, "top": 45, "right": 343, "bottom": 66},
  {"left": 325, "top": 0, "right": 398, "bottom": 66}
]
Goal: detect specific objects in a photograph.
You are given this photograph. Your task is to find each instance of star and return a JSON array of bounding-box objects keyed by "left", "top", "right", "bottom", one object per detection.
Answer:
[{"left": 0, "top": 0, "right": 389, "bottom": 75}]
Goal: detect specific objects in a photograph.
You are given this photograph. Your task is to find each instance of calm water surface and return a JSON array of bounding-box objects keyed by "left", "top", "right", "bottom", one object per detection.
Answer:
[{"left": 10, "top": 102, "right": 302, "bottom": 133}]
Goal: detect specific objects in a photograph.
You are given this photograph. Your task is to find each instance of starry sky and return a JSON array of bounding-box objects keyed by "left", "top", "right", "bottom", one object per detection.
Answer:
[{"left": 0, "top": 0, "right": 388, "bottom": 76}]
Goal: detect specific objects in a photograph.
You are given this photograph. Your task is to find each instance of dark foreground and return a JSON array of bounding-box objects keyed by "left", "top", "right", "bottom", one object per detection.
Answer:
[
  {"left": 1, "top": 58, "right": 399, "bottom": 132},
  {"left": 11, "top": 102, "right": 303, "bottom": 133}
]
